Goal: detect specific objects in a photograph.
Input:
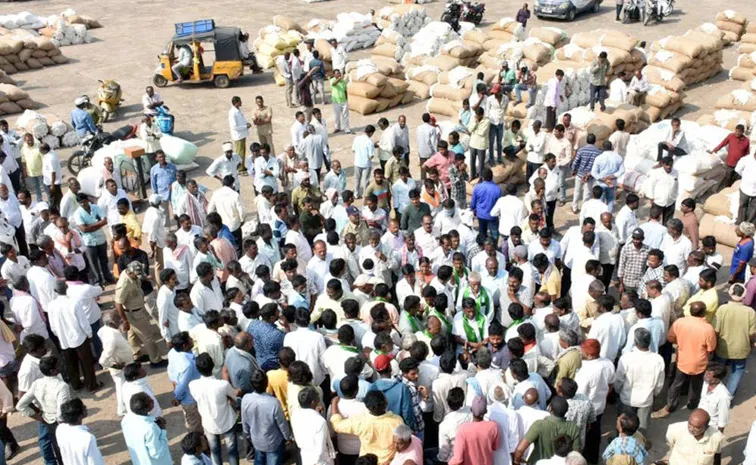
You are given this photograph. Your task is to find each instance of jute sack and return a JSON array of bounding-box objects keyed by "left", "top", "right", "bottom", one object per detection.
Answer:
[
  {"left": 716, "top": 10, "right": 747, "bottom": 25},
  {"left": 656, "top": 36, "right": 704, "bottom": 58},
  {"left": 477, "top": 52, "right": 501, "bottom": 70},
  {"left": 583, "top": 47, "right": 631, "bottom": 68},
  {"left": 0, "top": 101, "right": 22, "bottom": 114},
  {"left": 644, "top": 90, "right": 672, "bottom": 108},
  {"left": 31, "top": 50, "right": 47, "bottom": 59},
  {"left": 571, "top": 31, "right": 602, "bottom": 50},
  {"left": 586, "top": 121, "right": 612, "bottom": 140},
  {"left": 748, "top": 23, "right": 756, "bottom": 34},
  {"left": 741, "top": 43, "right": 756, "bottom": 54},
  {"left": 487, "top": 30, "right": 516, "bottom": 41},
  {"left": 715, "top": 91, "right": 756, "bottom": 112},
  {"left": 492, "top": 18, "right": 523, "bottom": 34},
  {"left": 742, "top": 33, "right": 756, "bottom": 44},
  {"left": 0, "top": 84, "right": 27, "bottom": 100},
  {"left": 407, "top": 80, "right": 430, "bottom": 99},
  {"left": 314, "top": 39, "right": 333, "bottom": 62},
  {"left": 742, "top": 78, "right": 756, "bottom": 92},
  {"left": 529, "top": 27, "right": 566, "bottom": 46},
  {"left": 372, "top": 43, "right": 401, "bottom": 60},
  {"left": 410, "top": 70, "right": 439, "bottom": 86},
  {"left": 599, "top": 30, "right": 639, "bottom": 52},
  {"left": 730, "top": 66, "right": 755, "bottom": 81},
  {"left": 462, "top": 29, "right": 487, "bottom": 44},
  {"left": 430, "top": 84, "right": 470, "bottom": 101},
  {"left": 51, "top": 55, "right": 68, "bottom": 64},
  {"left": 427, "top": 97, "right": 462, "bottom": 118},
  {"left": 372, "top": 56, "right": 403, "bottom": 75},
  {"left": 18, "top": 49, "right": 32, "bottom": 63},
  {"left": 426, "top": 55, "right": 462, "bottom": 72},
  {"left": 491, "top": 158, "right": 525, "bottom": 184},
  {"left": 506, "top": 102, "right": 528, "bottom": 119},
  {"left": 47, "top": 48, "right": 61, "bottom": 58},
  {"left": 648, "top": 50, "right": 692, "bottom": 74},
  {"left": 272, "top": 16, "right": 306, "bottom": 33},
  {"left": 348, "top": 96, "right": 379, "bottom": 115},
  {"left": 715, "top": 20, "right": 744, "bottom": 35},
  {"left": 348, "top": 71, "right": 388, "bottom": 87},
  {"left": 683, "top": 31, "right": 723, "bottom": 54},
  {"left": 482, "top": 39, "right": 508, "bottom": 52},
  {"left": 699, "top": 214, "right": 739, "bottom": 248},
  {"left": 643, "top": 66, "right": 685, "bottom": 92},
  {"left": 523, "top": 42, "right": 552, "bottom": 64},
  {"left": 703, "top": 193, "right": 731, "bottom": 217},
  {"left": 347, "top": 81, "right": 382, "bottom": 99}
]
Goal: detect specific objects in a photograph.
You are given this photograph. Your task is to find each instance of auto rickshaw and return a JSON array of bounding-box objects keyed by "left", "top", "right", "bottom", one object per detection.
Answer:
[{"left": 153, "top": 20, "right": 244, "bottom": 88}]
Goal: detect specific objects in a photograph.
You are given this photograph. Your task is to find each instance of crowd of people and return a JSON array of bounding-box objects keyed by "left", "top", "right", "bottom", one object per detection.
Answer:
[{"left": 2, "top": 14, "right": 756, "bottom": 465}]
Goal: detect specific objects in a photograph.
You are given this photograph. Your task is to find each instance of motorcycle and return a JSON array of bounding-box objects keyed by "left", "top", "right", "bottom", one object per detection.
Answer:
[
  {"left": 67, "top": 125, "right": 138, "bottom": 175},
  {"left": 622, "top": 0, "right": 644, "bottom": 24},
  {"left": 644, "top": 0, "right": 674, "bottom": 25},
  {"left": 441, "top": 0, "right": 485, "bottom": 32},
  {"left": 97, "top": 79, "right": 123, "bottom": 122}
]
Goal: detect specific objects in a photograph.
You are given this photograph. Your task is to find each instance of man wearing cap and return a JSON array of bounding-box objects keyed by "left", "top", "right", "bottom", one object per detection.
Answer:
[
  {"left": 149, "top": 151, "right": 177, "bottom": 226},
  {"left": 70, "top": 97, "right": 98, "bottom": 138},
  {"left": 206, "top": 142, "right": 242, "bottom": 191},
  {"left": 115, "top": 260, "right": 165, "bottom": 367},
  {"left": 617, "top": 228, "right": 650, "bottom": 294},
  {"left": 448, "top": 397, "right": 500, "bottom": 465}
]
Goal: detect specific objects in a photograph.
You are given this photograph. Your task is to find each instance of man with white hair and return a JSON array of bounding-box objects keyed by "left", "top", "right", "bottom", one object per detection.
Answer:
[
  {"left": 98, "top": 310, "right": 133, "bottom": 416},
  {"left": 297, "top": 124, "right": 327, "bottom": 183},
  {"left": 565, "top": 451, "right": 587, "bottom": 465},
  {"left": 390, "top": 423, "right": 423, "bottom": 465},
  {"left": 206, "top": 142, "right": 242, "bottom": 191},
  {"left": 142, "top": 194, "right": 166, "bottom": 282}
]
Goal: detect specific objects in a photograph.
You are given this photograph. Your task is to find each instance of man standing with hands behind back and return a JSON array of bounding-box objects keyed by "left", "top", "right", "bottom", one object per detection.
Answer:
[
  {"left": 228, "top": 96, "right": 250, "bottom": 177},
  {"left": 253, "top": 95, "right": 275, "bottom": 155}
]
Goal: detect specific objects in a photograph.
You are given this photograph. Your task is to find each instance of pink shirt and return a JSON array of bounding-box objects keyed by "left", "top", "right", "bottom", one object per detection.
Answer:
[
  {"left": 449, "top": 421, "right": 500, "bottom": 465},
  {"left": 390, "top": 436, "right": 423, "bottom": 465},
  {"left": 423, "top": 152, "right": 453, "bottom": 188}
]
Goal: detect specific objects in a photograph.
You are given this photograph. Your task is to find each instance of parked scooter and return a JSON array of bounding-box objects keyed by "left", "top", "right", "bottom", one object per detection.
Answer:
[
  {"left": 67, "top": 125, "right": 137, "bottom": 175},
  {"left": 97, "top": 79, "right": 123, "bottom": 122},
  {"left": 644, "top": 0, "right": 674, "bottom": 25},
  {"left": 441, "top": 0, "right": 485, "bottom": 32}
]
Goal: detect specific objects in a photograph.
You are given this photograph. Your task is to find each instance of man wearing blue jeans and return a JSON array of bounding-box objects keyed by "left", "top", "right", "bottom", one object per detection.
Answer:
[
  {"left": 470, "top": 168, "right": 501, "bottom": 241},
  {"left": 242, "top": 371, "right": 292, "bottom": 465},
  {"left": 712, "top": 282, "right": 756, "bottom": 395},
  {"left": 591, "top": 140, "right": 625, "bottom": 211}
]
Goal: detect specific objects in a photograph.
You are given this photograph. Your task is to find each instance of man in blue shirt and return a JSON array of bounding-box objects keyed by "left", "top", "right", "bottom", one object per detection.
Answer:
[
  {"left": 70, "top": 97, "right": 98, "bottom": 138},
  {"left": 247, "top": 303, "right": 285, "bottom": 371},
  {"left": 224, "top": 332, "right": 261, "bottom": 399},
  {"left": 590, "top": 140, "right": 625, "bottom": 211},
  {"left": 167, "top": 332, "right": 202, "bottom": 432},
  {"left": 73, "top": 194, "right": 113, "bottom": 286},
  {"left": 150, "top": 150, "right": 177, "bottom": 220},
  {"left": 309, "top": 49, "right": 327, "bottom": 105},
  {"left": 241, "top": 371, "right": 293, "bottom": 465},
  {"left": 572, "top": 133, "right": 602, "bottom": 214},
  {"left": 122, "top": 393, "right": 172, "bottom": 465},
  {"left": 470, "top": 168, "right": 502, "bottom": 242}
]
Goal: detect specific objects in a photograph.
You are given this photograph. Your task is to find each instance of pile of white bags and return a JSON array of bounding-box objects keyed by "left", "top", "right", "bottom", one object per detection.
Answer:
[
  {"left": 253, "top": 16, "right": 305, "bottom": 69},
  {"left": 0, "top": 10, "right": 100, "bottom": 48},
  {"left": 374, "top": 5, "right": 431, "bottom": 36},
  {"left": 556, "top": 29, "right": 644, "bottom": 80},
  {"left": 622, "top": 120, "right": 730, "bottom": 203},
  {"left": 730, "top": 51, "right": 756, "bottom": 81},
  {"left": 0, "top": 34, "right": 67, "bottom": 75},
  {"left": 483, "top": 18, "right": 525, "bottom": 52},
  {"left": 648, "top": 29, "right": 724, "bottom": 88},
  {"left": 346, "top": 58, "right": 413, "bottom": 115},
  {"left": 373, "top": 29, "right": 411, "bottom": 63},
  {"left": 402, "top": 21, "right": 459, "bottom": 66},
  {"left": 697, "top": 108, "right": 756, "bottom": 132},
  {"left": 427, "top": 66, "right": 494, "bottom": 118},
  {"left": 0, "top": 84, "right": 41, "bottom": 117},
  {"left": 15, "top": 110, "right": 77, "bottom": 149},
  {"left": 715, "top": 10, "right": 747, "bottom": 44},
  {"left": 306, "top": 13, "right": 380, "bottom": 52}
]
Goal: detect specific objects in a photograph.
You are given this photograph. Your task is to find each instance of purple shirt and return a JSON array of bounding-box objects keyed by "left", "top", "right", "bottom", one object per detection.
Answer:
[{"left": 744, "top": 276, "right": 756, "bottom": 310}]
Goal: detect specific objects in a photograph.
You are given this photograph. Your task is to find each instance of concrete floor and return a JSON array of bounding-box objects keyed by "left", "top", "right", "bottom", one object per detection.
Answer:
[{"left": 1, "top": 0, "right": 755, "bottom": 463}]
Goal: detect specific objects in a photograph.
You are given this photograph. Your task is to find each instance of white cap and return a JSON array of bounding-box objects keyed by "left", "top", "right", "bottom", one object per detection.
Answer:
[
  {"left": 74, "top": 96, "right": 87, "bottom": 106},
  {"left": 295, "top": 171, "right": 309, "bottom": 183},
  {"left": 35, "top": 202, "right": 49, "bottom": 212},
  {"left": 149, "top": 194, "right": 162, "bottom": 205},
  {"left": 369, "top": 276, "right": 383, "bottom": 286},
  {"left": 354, "top": 275, "right": 369, "bottom": 286},
  {"left": 222, "top": 142, "right": 233, "bottom": 152}
]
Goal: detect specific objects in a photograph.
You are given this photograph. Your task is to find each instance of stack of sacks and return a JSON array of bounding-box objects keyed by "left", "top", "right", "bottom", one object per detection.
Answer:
[
  {"left": 740, "top": 23, "right": 756, "bottom": 53},
  {"left": 0, "top": 83, "right": 40, "bottom": 116},
  {"left": 715, "top": 10, "right": 747, "bottom": 44},
  {"left": 0, "top": 10, "right": 100, "bottom": 47},
  {"left": 406, "top": 65, "right": 441, "bottom": 100},
  {"left": 373, "top": 29, "right": 410, "bottom": 64},
  {"left": 483, "top": 18, "right": 525, "bottom": 52},
  {"left": 622, "top": 120, "right": 730, "bottom": 202},
  {"left": 528, "top": 27, "right": 569, "bottom": 49},
  {"left": 253, "top": 17, "right": 305, "bottom": 69},
  {"left": 648, "top": 31, "right": 723, "bottom": 87},
  {"left": 729, "top": 51, "right": 756, "bottom": 81},
  {"left": 346, "top": 58, "right": 413, "bottom": 115},
  {"left": 373, "top": 6, "right": 430, "bottom": 36},
  {"left": 0, "top": 70, "right": 15, "bottom": 85},
  {"left": 478, "top": 38, "right": 554, "bottom": 80},
  {"left": 568, "top": 29, "right": 644, "bottom": 79},
  {"left": 401, "top": 22, "right": 459, "bottom": 67},
  {"left": 306, "top": 13, "right": 380, "bottom": 52},
  {"left": 558, "top": 104, "right": 646, "bottom": 146},
  {"left": 640, "top": 84, "right": 685, "bottom": 123},
  {"left": 426, "top": 66, "right": 494, "bottom": 118},
  {"left": 0, "top": 35, "right": 67, "bottom": 74},
  {"left": 15, "top": 110, "right": 73, "bottom": 149},
  {"left": 697, "top": 108, "right": 756, "bottom": 132},
  {"left": 701, "top": 181, "right": 742, "bottom": 247},
  {"left": 713, "top": 88, "right": 756, "bottom": 119}
]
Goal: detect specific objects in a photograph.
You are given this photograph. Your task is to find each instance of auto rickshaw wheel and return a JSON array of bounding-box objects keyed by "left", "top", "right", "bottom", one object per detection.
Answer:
[
  {"left": 153, "top": 74, "right": 168, "bottom": 88},
  {"left": 101, "top": 109, "right": 110, "bottom": 123},
  {"left": 214, "top": 75, "right": 230, "bottom": 88}
]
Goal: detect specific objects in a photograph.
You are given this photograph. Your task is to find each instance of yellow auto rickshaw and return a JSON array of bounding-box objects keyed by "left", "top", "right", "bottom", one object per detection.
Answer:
[{"left": 153, "top": 20, "right": 244, "bottom": 88}]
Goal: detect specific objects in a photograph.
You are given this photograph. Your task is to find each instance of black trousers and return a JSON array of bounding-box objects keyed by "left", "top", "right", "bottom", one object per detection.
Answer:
[
  {"left": 667, "top": 368, "right": 704, "bottom": 411},
  {"left": 545, "top": 200, "right": 557, "bottom": 231},
  {"left": 13, "top": 225, "right": 27, "bottom": 257},
  {"left": 231, "top": 227, "right": 243, "bottom": 257},
  {"left": 526, "top": 162, "right": 542, "bottom": 181},
  {"left": 583, "top": 413, "right": 603, "bottom": 464},
  {"left": 560, "top": 266, "right": 572, "bottom": 298},
  {"left": 657, "top": 143, "right": 686, "bottom": 162},
  {"left": 62, "top": 339, "right": 98, "bottom": 391},
  {"left": 653, "top": 202, "right": 675, "bottom": 225},
  {"left": 600, "top": 263, "right": 614, "bottom": 288},
  {"left": 0, "top": 415, "right": 18, "bottom": 448},
  {"left": 616, "top": 3, "right": 623, "bottom": 19},
  {"left": 8, "top": 169, "right": 21, "bottom": 194},
  {"left": 84, "top": 243, "right": 113, "bottom": 286}
]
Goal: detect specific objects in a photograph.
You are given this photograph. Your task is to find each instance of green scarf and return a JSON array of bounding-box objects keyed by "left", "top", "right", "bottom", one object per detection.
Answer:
[
  {"left": 423, "top": 329, "right": 434, "bottom": 340},
  {"left": 376, "top": 297, "right": 389, "bottom": 303},
  {"left": 462, "top": 311, "right": 486, "bottom": 343},
  {"left": 340, "top": 344, "right": 359, "bottom": 353},
  {"left": 405, "top": 313, "right": 421, "bottom": 333},
  {"left": 453, "top": 267, "right": 469, "bottom": 299},
  {"left": 429, "top": 309, "right": 450, "bottom": 331},
  {"left": 463, "top": 287, "right": 491, "bottom": 316}
]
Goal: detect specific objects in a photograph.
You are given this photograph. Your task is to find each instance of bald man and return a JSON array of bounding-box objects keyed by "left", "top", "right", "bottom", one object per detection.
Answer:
[
  {"left": 517, "top": 388, "right": 549, "bottom": 445},
  {"left": 514, "top": 396, "right": 581, "bottom": 465},
  {"left": 223, "top": 331, "right": 261, "bottom": 397},
  {"left": 665, "top": 409, "right": 723, "bottom": 465}
]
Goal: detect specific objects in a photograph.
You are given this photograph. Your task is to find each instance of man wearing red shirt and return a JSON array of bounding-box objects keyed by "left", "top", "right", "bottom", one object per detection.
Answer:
[{"left": 709, "top": 124, "right": 750, "bottom": 187}]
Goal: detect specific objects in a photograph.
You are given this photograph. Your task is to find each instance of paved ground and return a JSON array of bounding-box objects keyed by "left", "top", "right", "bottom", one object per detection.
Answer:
[{"left": 2, "top": 0, "right": 756, "bottom": 464}]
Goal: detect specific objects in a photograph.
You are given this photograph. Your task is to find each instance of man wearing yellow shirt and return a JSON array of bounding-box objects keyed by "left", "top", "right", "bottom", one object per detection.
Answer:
[
  {"left": 330, "top": 390, "right": 404, "bottom": 465},
  {"left": 20, "top": 133, "right": 43, "bottom": 201},
  {"left": 533, "top": 252, "right": 561, "bottom": 301},
  {"left": 117, "top": 198, "right": 142, "bottom": 247},
  {"left": 683, "top": 269, "right": 719, "bottom": 323},
  {"left": 266, "top": 347, "right": 295, "bottom": 421}
]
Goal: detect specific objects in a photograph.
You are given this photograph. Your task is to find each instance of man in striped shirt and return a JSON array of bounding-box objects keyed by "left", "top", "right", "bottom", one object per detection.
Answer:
[{"left": 571, "top": 133, "right": 601, "bottom": 214}]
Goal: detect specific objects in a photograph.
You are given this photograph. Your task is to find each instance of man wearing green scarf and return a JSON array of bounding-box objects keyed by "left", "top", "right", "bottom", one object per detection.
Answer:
[
  {"left": 452, "top": 297, "right": 489, "bottom": 352},
  {"left": 455, "top": 272, "right": 493, "bottom": 321}
]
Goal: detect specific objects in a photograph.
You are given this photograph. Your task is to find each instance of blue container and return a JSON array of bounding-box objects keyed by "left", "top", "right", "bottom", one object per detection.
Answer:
[{"left": 174, "top": 20, "right": 215, "bottom": 37}]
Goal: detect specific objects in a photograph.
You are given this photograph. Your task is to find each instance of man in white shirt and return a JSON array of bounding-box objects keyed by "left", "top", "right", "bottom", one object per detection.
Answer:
[
  {"left": 627, "top": 69, "right": 648, "bottom": 105},
  {"left": 96, "top": 179, "right": 131, "bottom": 231},
  {"left": 40, "top": 143, "right": 62, "bottom": 210},
  {"left": 491, "top": 183, "right": 527, "bottom": 240},
  {"left": 298, "top": 125, "right": 328, "bottom": 182},
  {"left": 190, "top": 263, "right": 224, "bottom": 317},
  {"left": 352, "top": 125, "right": 375, "bottom": 199},
  {"left": 608, "top": 72, "right": 628, "bottom": 104},
  {"left": 656, "top": 117, "right": 689, "bottom": 161},
  {"left": 735, "top": 150, "right": 756, "bottom": 223},
  {"left": 608, "top": 120, "right": 631, "bottom": 157},
  {"left": 293, "top": 386, "right": 335, "bottom": 465},
  {"left": 661, "top": 219, "right": 693, "bottom": 275},
  {"left": 526, "top": 120, "right": 547, "bottom": 179},
  {"left": 416, "top": 113, "right": 439, "bottom": 175},
  {"left": 587, "top": 295, "right": 627, "bottom": 362},
  {"left": 574, "top": 338, "right": 615, "bottom": 462},
  {"left": 291, "top": 111, "right": 307, "bottom": 150},
  {"left": 206, "top": 143, "right": 242, "bottom": 191},
  {"left": 189, "top": 353, "right": 239, "bottom": 465},
  {"left": 698, "top": 364, "right": 732, "bottom": 432},
  {"left": 284, "top": 308, "right": 327, "bottom": 386},
  {"left": 648, "top": 157, "right": 679, "bottom": 223},
  {"left": 437, "top": 386, "right": 473, "bottom": 462},
  {"left": 228, "top": 96, "right": 250, "bottom": 173},
  {"left": 64, "top": 266, "right": 104, "bottom": 356},
  {"left": 122, "top": 362, "right": 162, "bottom": 417},
  {"left": 306, "top": 240, "right": 332, "bottom": 294},
  {"left": 27, "top": 249, "right": 57, "bottom": 310},
  {"left": 207, "top": 174, "right": 244, "bottom": 247},
  {"left": 253, "top": 145, "right": 280, "bottom": 194},
  {"left": 615, "top": 194, "right": 639, "bottom": 247},
  {"left": 614, "top": 327, "right": 665, "bottom": 431},
  {"left": 543, "top": 70, "right": 564, "bottom": 131},
  {"left": 56, "top": 397, "right": 106, "bottom": 465},
  {"left": 9, "top": 276, "right": 49, "bottom": 342},
  {"left": 47, "top": 281, "right": 100, "bottom": 392},
  {"left": 98, "top": 311, "right": 133, "bottom": 416},
  {"left": 276, "top": 52, "right": 295, "bottom": 107}
]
